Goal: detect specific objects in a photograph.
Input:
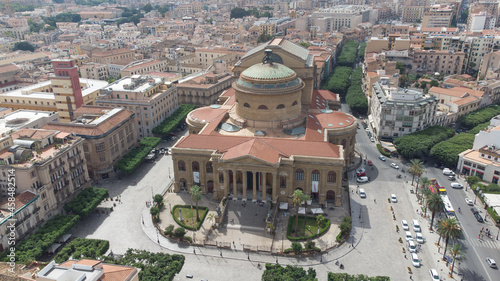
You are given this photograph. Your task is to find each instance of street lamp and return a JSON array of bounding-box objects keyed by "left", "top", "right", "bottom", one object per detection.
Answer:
[{"left": 474, "top": 187, "right": 480, "bottom": 204}]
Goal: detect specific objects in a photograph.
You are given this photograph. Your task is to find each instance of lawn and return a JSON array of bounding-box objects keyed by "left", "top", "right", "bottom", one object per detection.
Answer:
[
  {"left": 172, "top": 205, "right": 208, "bottom": 230},
  {"left": 287, "top": 215, "right": 330, "bottom": 240}
]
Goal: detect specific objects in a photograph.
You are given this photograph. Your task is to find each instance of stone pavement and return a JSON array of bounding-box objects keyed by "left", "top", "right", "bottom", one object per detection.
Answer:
[{"left": 156, "top": 191, "right": 343, "bottom": 254}]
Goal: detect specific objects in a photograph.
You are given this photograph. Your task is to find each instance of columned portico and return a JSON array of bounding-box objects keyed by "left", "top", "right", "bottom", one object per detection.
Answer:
[
  {"left": 242, "top": 171, "right": 247, "bottom": 201},
  {"left": 232, "top": 170, "right": 237, "bottom": 200},
  {"left": 252, "top": 171, "right": 257, "bottom": 202}
]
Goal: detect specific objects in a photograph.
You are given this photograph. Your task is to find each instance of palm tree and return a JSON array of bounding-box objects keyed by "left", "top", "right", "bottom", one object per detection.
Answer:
[
  {"left": 301, "top": 192, "right": 311, "bottom": 233},
  {"left": 409, "top": 159, "right": 425, "bottom": 185},
  {"left": 292, "top": 189, "right": 305, "bottom": 235},
  {"left": 438, "top": 218, "right": 462, "bottom": 259},
  {"left": 417, "top": 177, "right": 430, "bottom": 200},
  {"left": 190, "top": 185, "right": 202, "bottom": 221},
  {"left": 427, "top": 193, "right": 445, "bottom": 230},
  {"left": 421, "top": 187, "right": 432, "bottom": 216},
  {"left": 448, "top": 243, "right": 466, "bottom": 277}
]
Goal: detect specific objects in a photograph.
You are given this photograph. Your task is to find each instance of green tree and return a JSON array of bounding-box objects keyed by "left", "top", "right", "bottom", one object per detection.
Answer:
[
  {"left": 299, "top": 42, "right": 311, "bottom": 48},
  {"left": 409, "top": 159, "right": 425, "bottom": 185},
  {"left": 394, "top": 126, "right": 455, "bottom": 159},
  {"left": 430, "top": 80, "right": 439, "bottom": 87},
  {"left": 116, "top": 249, "right": 184, "bottom": 281},
  {"left": 13, "top": 41, "right": 35, "bottom": 52},
  {"left": 448, "top": 243, "right": 466, "bottom": 277},
  {"left": 230, "top": 7, "right": 247, "bottom": 19},
  {"left": 190, "top": 185, "right": 202, "bottom": 221},
  {"left": 262, "top": 264, "right": 317, "bottom": 281},
  {"left": 291, "top": 241, "right": 303, "bottom": 253},
  {"left": 316, "top": 215, "right": 326, "bottom": 228},
  {"left": 427, "top": 193, "right": 444, "bottom": 230},
  {"left": 154, "top": 194, "right": 164, "bottom": 206},
  {"left": 438, "top": 218, "right": 462, "bottom": 259},
  {"left": 292, "top": 189, "right": 305, "bottom": 235},
  {"left": 142, "top": 3, "right": 153, "bottom": 13},
  {"left": 301, "top": 192, "right": 311, "bottom": 232},
  {"left": 430, "top": 133, "right": 475, "bottom": 167},
  {"left": 417, "top": 177, "right": 430, "bottom": 200},
  {"left": 396, "top": 62, "right": 406, "bottom": 75},
  {"left": 466, "top": 175, "right": 480, "bottom": 190},
  {"left": 257, "top": 33, "right": 273, "bottom": 43}
]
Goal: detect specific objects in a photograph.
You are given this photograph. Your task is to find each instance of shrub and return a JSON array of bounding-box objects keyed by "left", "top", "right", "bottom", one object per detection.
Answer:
[
  {"left": 115, "top": 137, "right": 161, "bottom": 173},
  {"left": 64, "top": 187, "right": 108, "bottom": 217},
  {"left": 304, "top": 241, "right": 315, "bottom": 250},
  {"left": 54, "top": 238, "right": 109, "bottom": 263},
  {"left": 152, "top": 104, "right": 196, "bottom": 137},
  {"left": 174, "top": 227, "right": 186, "bottom": 238},
  {"left": 291, "top": 242, "right": 303, "bottom": 253},
  {"left": 164, "top": 225, "right": 174, "bottom": 236},
  {"left": 377, "top": 144, "right": 391, "bottom": 157}
]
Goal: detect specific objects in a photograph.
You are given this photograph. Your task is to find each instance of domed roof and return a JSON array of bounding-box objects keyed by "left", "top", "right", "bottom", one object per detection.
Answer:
[{"left": 241, "top": 63, "right": 296, "bottom": 81}]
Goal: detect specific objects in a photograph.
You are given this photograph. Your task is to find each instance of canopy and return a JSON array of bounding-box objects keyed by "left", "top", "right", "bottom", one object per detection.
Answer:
[
  {"left": 298, "top": 207, "right": 306, "bottom": 215},
  {"left": 311, "top": 208, "right": 324, "bottom": 214},
  {"left": 58, "top": 234, "right": 72, "bottom": 243},
  {"left": 279, "top": 202, "right": 288, "bottom": 210},
  {"left": 48, "top": 243, "right": 62, "bottom": 254}
]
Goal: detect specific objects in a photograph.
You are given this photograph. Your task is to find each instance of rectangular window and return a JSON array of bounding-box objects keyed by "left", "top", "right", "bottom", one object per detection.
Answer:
[
  {"left": 95, "top": 142, "right": 105, "bottom": 152},
  {"left": 280, "top": 176, "right": 286, "bottom": 189}
]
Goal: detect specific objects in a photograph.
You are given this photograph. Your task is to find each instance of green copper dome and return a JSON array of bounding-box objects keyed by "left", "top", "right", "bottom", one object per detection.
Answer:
[{"left": 241, "top": 63, "right": 296, "bottom": 81}]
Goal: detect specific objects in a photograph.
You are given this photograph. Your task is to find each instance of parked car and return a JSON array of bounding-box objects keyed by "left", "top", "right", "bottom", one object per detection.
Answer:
[
  {"left": 486, "top": 258, "right": 497, "bottom": 268},
  {"left": 357, "top": 172, "right": 366, "bottom": 177},
  {"left": 405, "top": 231, "right": 413, "bottom": 241},
  {"left": 412, "top": 219, "right": 421, "bottom": 232},
  {"left": 471, "top": 207, "right": 479, "bottom": 215},
  {"left": 390, "top": 163, "right": 399, "bottom": 169},
  {"left": 465, "top": 198, "right": 473, "bottom": 206},
  {"left": 356, "top": 168, "right": 366, "bottom": 174},
  {"left": 168, "top": 148, "right": 172, "bottom": 154},
  {"left": 379, "top": 155, "right": 386, "bottom": 161},
  {"left": 160, "top": 148, "right": 166, "bottom": 154},
  {"left": 443, "top": 168, "right": 455, "bottom": 176},
  {"left": 415, "top": 233, "right": 424, "bottom": 244},
  {"left": 451, "top": 182, "right": 463, "bottom": 189},
  {"left": 401, "top": 220, "right": 409, "bottom": 231},
  {"left": 359, "top": 188, "right": 366, "bottom": 198},
  {"left": 370, "top": 137, "right": 375, "bottom": 142},
  {"left": 357, "top": 176, "right": 369, "bottom": 183},
  {"left": 411, "top": 253, "right": 420, "bottom": 267},
  {"left": 390, "top": 194, "right": 397, "bottom": 203},
  {"left": 448, "top": 175, "right": 456, "bottom": 181},
  {"left": 429, "top": 269, "right": 440, "bottom": 281},
  {"left": 368, "top": 160, "right": 373, "bottom": 166},
  {"left": 475, "top": 212, "right": 484, "bottom": 223}
]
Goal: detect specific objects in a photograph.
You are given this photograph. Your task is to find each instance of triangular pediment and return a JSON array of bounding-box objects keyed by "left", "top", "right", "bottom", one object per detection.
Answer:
[{"left": 220, "top": 154, "right": 278, "bottom": 166}]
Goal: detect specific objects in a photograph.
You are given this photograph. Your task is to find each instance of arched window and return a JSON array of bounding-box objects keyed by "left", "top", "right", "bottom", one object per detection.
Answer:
[
  {"left": 206, "top": 162, "right": 213, "bottom": 173},
  {"left": 178, "top": 160, "right": 186, "bottom": 171},
  {"left": 192, "top": 161, "right": 199, "bottom": 172},
  {"left": 292, "top": 101, "right": 298, "bottom": 106},
  {"left": 327, "top": 171, "right": 336, "bottom": 183},
  {"left": 276, "top": 104, "right": 285, "bottom": 109},
  {"left": 311, "top": 170, "right": 320, "bottom": 181},
  {"left": 244, "top": 103, "right": 250, "bottom": 108},
  {"left": 258, "top": 105, "right": 268, "bottom": 110},
  {"left": 295, "top": 169, "right": 304, "bottom": 180}
]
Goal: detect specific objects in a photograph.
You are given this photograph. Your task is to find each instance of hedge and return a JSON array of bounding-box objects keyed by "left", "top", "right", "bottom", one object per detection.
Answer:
[
  {"left": 171, "top": 205, "right": 208, "bottom": 231},
  {"left": 377, "top": 144, "right": 391, "bottom": 157},
  {"left": 54, "top": 238, "right": 109, "bottom": 263},
  {"left": 1, "top": 214, "right": 80, "bottom": 263},
  {"left": 115, "top": 137, "right": 161, "bottom": 173},
  {"left": 286, "top": 215, "right": 331, "bottom": 241},
  {"left": 328, "top": 273, "right": 390, "bottom": 281},
  {"left": 459, "top": 104, "right": 500, "bottom": 129},
  {"left": 262, "top": 264, "right": 317, "bottom": 281},
  {"left": 114, "top": 249, "right": 185, "bottom": 281},
  {"left": 152, "top": 104, "right": 196, "bottom": 137},
  {"left": 64, "top": 187, "right": 109, "bottom": 217}
]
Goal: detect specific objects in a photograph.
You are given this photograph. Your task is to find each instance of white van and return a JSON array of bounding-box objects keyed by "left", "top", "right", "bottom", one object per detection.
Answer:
[
  {"left": 359, "top": 189, "right": 366, "bottom": 198},
  {"left": 412, "top": 219, "right": 421, "bottom": 232},
  {"left": 408, "top": 240, "right": 417, "bottom": 253},
  {"left": 411, "top": 253, "right": 420, "bottom": 267}
]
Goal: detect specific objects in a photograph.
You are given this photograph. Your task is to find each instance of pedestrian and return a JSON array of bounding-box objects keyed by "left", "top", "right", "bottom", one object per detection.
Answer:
[
  {"left": 220, "top": 252, "right": 223, "bottom": 257},
  {"left": 478, "top": 234, "right": 481, "bottom": 239},
  {"left": 404, "top": 254, "right": 407, "bottom": 259},
  {"left": 193, "top": 249, "right": 196, "bottom": 254}
]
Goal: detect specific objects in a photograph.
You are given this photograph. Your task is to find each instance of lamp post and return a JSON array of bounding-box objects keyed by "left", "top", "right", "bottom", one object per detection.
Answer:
[{"left": 474, "top": 187, "right": 480, "bottom": 204}]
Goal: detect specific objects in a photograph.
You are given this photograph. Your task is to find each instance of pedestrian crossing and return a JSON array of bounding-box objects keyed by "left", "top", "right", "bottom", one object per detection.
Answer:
[{"left": 461, "top": 237, "right": 499, "bottom": 249}]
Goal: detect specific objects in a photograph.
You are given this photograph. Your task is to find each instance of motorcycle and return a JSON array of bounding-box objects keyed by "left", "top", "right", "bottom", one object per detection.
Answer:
[{"left": 396, "top": 174, "right": 402, "bottom": 179}]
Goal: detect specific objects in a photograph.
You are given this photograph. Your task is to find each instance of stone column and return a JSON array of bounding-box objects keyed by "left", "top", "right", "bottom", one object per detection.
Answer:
[
  {"left": 253, "top": 171, "right": 257, "bottom": 202},
  {"left": 233, "top": 170, "right": 237, "bottom": 200},
  {"left": 272, "top": 172, "right": 277, "bottom": 203},
  {"left": 243, "top": 171, "right": 247, "bottom": 201},
  {"left": 200, "top": 161, "right": 205, "bottom": 193},
  {"left": 224, "top": 169, "right": 229, "bottom": 197}
]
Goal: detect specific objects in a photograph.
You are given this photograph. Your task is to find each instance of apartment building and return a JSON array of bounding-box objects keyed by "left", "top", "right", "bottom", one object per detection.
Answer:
[
  {"left": 468, "top": 12, "right": 497, "bottom": 31},
  {"left": 96, "top": 75, "right": 178, "bottom": 138},
  {"left": 428, "top": 86, "right": 484, "bottom": 125},
  {"left": 422, "top": 5, "right": 453, "bottom": 28},
  {"left": 310, "top": 5, "right": 376, "bottom": 31},
  {"left": 366, "top": 35, "right": 410, "bottom": 53},
  {"left": 42, "top": 107, "right": 137, "bottom": 180},
  {"left": 401, "top": 6, "right": 426, "bottom": 23},
  {"left": 370, "top": 81, "right": 439, "bottom": 141},
  {"left": 467, "top": 35, "right": 499, "bottom": 71},
  {"left": 91, "top": 48, "right": 142, "bottom": 64},
  {"left": 411, "top": 49, "right": 466, "bottom": 75},
  {"left": 177, "top": 73, "right": 234, "bottom": 106},
  {"left": 80, "top": 63, "right": 109, "bottom": 80},
  {"left": 478, "top": 51, "right": 500, "bottom": 79},
  {"left": 0, "top": 128, "right": 90, "bottom": 221},
  {"left": 119, "top": 59, "right": 169, "bottom": 77},
  {"left": 458, "top": 115, "right": 500, "bottom": 183}
]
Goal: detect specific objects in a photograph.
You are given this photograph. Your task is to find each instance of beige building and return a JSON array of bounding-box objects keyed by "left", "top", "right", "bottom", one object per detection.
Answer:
[
  {"left": 412, "top": 49, "right": 466, "bottom": 75},
  {"left": 120, "top": 59, "right": 169, "bottom": 77},
  {"left": 96, "top": 75, "right": 178, "bottom": 138},
  {"left": 80, "top": 63, "right": 109, "bottom": 80},
  {"left": 429, "top": 86, "right": 484, "bottom": 125},
  {"left": 91, "top": 48, "right": 142, "bottom": 64},
  {"left": 42, "top": 106, "right": 137, "bottom": 180},
  {"left": 0, "top": 128, "right": 90, "bottom": 221},
  {"left": 177, "top": 73, "right": 234, "bottom": 106},
  {"left": 401, "top": 6, "right": 426, "bottom": 23},
  {"left": 422, "top": 5, "right": 453, "bottom": 28},
  {"left": 173, "top": 43, "right": 358, "bottom": 208}
]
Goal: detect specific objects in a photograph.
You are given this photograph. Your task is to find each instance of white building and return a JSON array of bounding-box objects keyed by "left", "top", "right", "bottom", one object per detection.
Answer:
[
  {"left": 370, "top": 80, "right": 440, "bottom": 141},
  {"left": 457, "top": 115, "right": 500, "bottom": 183},
  {"left": 468, "top": 12, "right": 496, "bottom": 32}
]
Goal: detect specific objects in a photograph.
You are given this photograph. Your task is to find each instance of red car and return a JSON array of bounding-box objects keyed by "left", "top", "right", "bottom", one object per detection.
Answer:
[
  {"left": 368, "top": 160, "right": 373, "bottom": 166},
  {"left": 357, "top": 172, "right": 366, "bottom": 177}
]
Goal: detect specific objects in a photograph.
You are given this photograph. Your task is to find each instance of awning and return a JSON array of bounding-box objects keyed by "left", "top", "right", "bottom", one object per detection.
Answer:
[
  {"left": 311, "top": 208, "right": 324, "bottom": 214},
  {"left": 48, "top": 243, "right": 62, "bottom": 254},
  {"left": 55, "top": 132, "right": 71, "bottom": 139},
  {"left": 298, "top": 207, "right": 306, "bottom": 215},
  {"left": 58, "top": 234, "right": 72, "bottom": 243},
  {"left": 279, "top": 202, "right": 288, "bottom": 210},
  {"left": 380, "top": 141, "right": 398, "bottom": 153}
]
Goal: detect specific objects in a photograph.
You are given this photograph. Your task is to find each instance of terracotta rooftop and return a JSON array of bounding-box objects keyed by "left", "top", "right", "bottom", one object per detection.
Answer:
[
  {"left": 0, "top": 64, "right": 21, "bottom": 74},
  {"left": 451, "top": 95, "right": 480, "bottom": 106},
  {"left": 175, "top": 134, "right": 340, "bottom": 163},
  {"left": 11, "top": 128, "right": 57, "bottom": 141},
  {"left": 0, "top": 191, "right": 37, "bottom": 214},
  {"left": 59, "top": 259, "right": 137, "bottom": 281},
  {"left": 429, "top": 86, "right": 484, "bottom": 98}
]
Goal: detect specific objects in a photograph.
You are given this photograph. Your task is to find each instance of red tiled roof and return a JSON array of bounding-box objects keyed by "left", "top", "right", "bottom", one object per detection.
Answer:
[{"left": 429, "top": 86, "right": 484, "bottom": 98}]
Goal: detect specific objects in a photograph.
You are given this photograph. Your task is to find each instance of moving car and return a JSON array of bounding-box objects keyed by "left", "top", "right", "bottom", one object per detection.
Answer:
[
  {"left": 357, "top": 171, "right": 366, "bottom": 177},
  {"left": 412, "top": 219, "right": 421, "bottom": 232},
  {"left": 411, "top": 253, "right": 420, "bottom": 267},
  {"left": 390, "top": 163, "right": 399, "bottom": 169},
  {"left": 167, "top": 148, "right": 172, "bottom": 154},
  {"left": 451, "top": 182, "right": 463, "bottom": 189},
  {"left": 370, "top": 137, "right": 375, "bottom": 142},
  {"left": 357, "top": 176, "right": 369, "bottom": 183},
  {"left": 160, "top": 148, "right": 166, "bottom": 154},
  {"left": 390, "top": 194, "right": 397, "bottom": 203},
  {"left": 429, "top": 269, "right": 439, "bottom": 281},
  {"left": 443, "top": 168, "right": 455, "bottom": 176},
  {"left": 465, "top": 198, "right": 473, "bottom": 206},
  {"left": 486, "top": 258, "right": 497, "bottom": 268},
  {"left": 415, "top": 233, "right": 424, "bottom": 244},
  {"left": 401, "top": 220, "right": 409, "bottom": 231},
  {"left": 408, "top": 240, "right": 417, "bottom": 253},
  {"left": 471, "top": 207, "right": 479, "bottom": 215},
  {"left": 405, "top": 231, "right": 413, "bottom": 241},
  {"left": 359, "top": 188, "right": 366, "bottom": 198},
  {"left": 379, "top": 155, "right": 386, "bottom": 161},
  {"left": 368, "top": 160, "right": 373, "bottom": 166},
  {"left": 356, "top": 168, "right": 366, "bottom": 174},
  {"left": 475, "top": 212, "right": 484, "bottom": 223},
  {"left": 448, "top": 175, "right": 456, "bottom": 181}
]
